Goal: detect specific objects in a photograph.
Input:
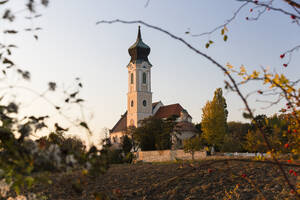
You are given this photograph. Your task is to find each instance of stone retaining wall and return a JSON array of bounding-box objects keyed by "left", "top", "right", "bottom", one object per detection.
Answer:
[{"left": 135, "top": 150, "right": 207, "bottom": 162}]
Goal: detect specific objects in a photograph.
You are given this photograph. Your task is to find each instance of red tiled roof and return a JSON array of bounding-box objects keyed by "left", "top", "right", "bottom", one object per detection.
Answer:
[
  {"left": 110, "top": 102, "right": 162, "bottom": 133},
  {"left": 110, "top": 103, "right": 193, "bottom": 133},
  {"left": 153, "top": 103, "right": 183, "bottom": 119},
  {"left": 110, "top": 112, "right": 127, "bottom": 133}
]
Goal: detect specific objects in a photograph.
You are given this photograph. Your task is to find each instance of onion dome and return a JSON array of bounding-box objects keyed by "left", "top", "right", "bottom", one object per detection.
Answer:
[{"left": 128, "top": 26, "right": 151, "bottom": 64}]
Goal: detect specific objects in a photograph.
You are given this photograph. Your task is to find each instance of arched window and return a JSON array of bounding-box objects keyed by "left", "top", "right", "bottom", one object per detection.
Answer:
[
  {"left": 131, "top": 100, "right": 134, "bottom": 107},
  {"left": 131, "top": 73, "right": 134, "bottom": 84},
  {"left": 142, "top": 72, "right": 147, "bottom": 84},
  {"left": 143, "top": 100, "right": 147, "bottom": 107}
]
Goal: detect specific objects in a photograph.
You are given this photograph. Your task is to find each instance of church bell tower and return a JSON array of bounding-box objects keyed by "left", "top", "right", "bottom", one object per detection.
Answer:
[{"left": 127, "top": 26, "right": 152, "bottom": 127}]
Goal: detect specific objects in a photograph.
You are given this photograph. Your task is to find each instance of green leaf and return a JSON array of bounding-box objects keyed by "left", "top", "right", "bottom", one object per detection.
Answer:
[
  {"left": 25, "top": 176, "right": 34, "bottom": 188},
  {"left": 3, "top": 58, "right": 14, "bottom": 66},
  {"left": 8, "top": 44, "right": 17, "bottom": 48},
  {"left": 80, "top": 122, "right": 89, "bottom": 130},
  {"left": 0, "top": 0, "right": 9, "bottom": 5},
  {"left": 223, "top": 35, "right": 228, "bottom": 42},
  {"left": 243, "top": 112, "right": 251, "bottom": 119},
  {"left": 4, "top": 30, "right": 18, "bottom": 34},
  {"left": 41, "top": 0, "right": 49, "bottom": 7},
  {"left": 205, "top": 43, "right": 210, "bottom": 48},
  {"left": 209, "top": 40, "right": 214, "bottom": 44},
  {"left": 48, "top": 82, "right": 56, "bottom": 91},
  {"left": 76, "top": 98, "right": 84, "bottom": 103},
  {"left": 14, "top": 185, "right": 20, "bottom": 195},
  {"left": 3, "top": 10, "right": 15, "bottom": 22},
  {"left": 70, "top": 91, "right": 78, "bottom": 98}
]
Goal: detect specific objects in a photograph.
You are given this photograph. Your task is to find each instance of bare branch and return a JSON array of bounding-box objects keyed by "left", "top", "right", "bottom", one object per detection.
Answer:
[
  {"left": 237, "top": 0, "right": 300, "bottom": 19},
  {"left": 281, "top": 45, "right": 300, "bottom": 66},
  {"left": 283, "top": 0, "right": 300, "bottom": 9},
  {"left": 144, "top": 0, "right": 150, "bottom": 8},
  {"left": 256, "top": 96, "right": 283, "bottom": 109},
  {"left": 191, "top": 2, "right": 248, "bottom": 37}
]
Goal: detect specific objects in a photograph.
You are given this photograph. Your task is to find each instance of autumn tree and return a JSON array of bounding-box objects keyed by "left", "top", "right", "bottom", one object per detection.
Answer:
[
  {"left": 201, "top": 88, "right": 228, "bottom": 150},
  {"left": 183, "top": 135, "right": 205, "bottom": 160},
  {"left": 244, "top": 114, "right": 290, "bottom": 153},
  {"left": 122, "top": 135, "right": 133, "bottom": 154},
  {"left": 133, "top": 116, "right": 176, "bottom": 151},
  {"left": 221, "top": 121, "right": 250, "bottom": 152}
]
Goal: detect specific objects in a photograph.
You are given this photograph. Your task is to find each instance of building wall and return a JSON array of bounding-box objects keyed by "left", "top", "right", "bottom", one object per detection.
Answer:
[
  {"left": 127, "top": 61, "right": 152, "bottom": 127},
  {"left": 110, "top": 131, "right": 126, "bottom": 144},
  {"left": 135, "top": 149, "right": 206, "bottom": 162}
]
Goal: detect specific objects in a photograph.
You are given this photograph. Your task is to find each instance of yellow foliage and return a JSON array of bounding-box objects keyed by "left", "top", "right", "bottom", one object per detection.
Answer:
[
  {"left": 250, "top": 70, "right": 260, "bottom": 79},
  {"left": 240, "top": 65, "right": 246, "bottom": 73},
  {"left": 264, "top": 74, "right": 272, "bottom": 84},
  {"left": 226, "top": 63, "right": 234, "bottom": 69}
]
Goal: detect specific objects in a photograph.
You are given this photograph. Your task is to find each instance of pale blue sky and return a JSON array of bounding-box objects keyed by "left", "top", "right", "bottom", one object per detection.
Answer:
[{"left": 2, "top": 0, "right": 299, "bottom": 143}]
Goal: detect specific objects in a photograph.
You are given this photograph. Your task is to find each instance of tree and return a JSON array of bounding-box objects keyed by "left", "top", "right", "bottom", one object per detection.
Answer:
[
  {"left": 133, "top": 116, "right": 176, "bottom": 151},
  {"left": 122, "top": 135, "right": 133, "bottom": 154},
  {"left": 201, "top": 88, "right": 228, "bottom": 149},
  {"left": 244, "top": 114, "right": 290, "bottom": 153},
  {"left": 125, "top": 126, "right": 139, "bottom": 152},
  {"left": 183, "top": 135, "right": 204, "bottom": 160},
  {"left": 221, "top": 121, "right": 251, "bottom": 152},
  {"left": 194, "top": 122, "right": 203, "bottom": 134}
]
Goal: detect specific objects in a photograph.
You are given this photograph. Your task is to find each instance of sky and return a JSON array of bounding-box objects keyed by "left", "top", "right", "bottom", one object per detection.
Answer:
[{"left": 0, "top": 0, "right": 299, "bottom": 145}]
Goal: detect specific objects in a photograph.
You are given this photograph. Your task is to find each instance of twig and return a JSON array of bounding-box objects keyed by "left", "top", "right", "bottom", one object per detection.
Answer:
[
  {"left": 283, "top": 0, "right": 300, "bottom": 9},
  {"left": 144, "top": 0, "right": 150, "bottom": 8},
  {"left": 191, "top": 2, "right": 248, "bottom": 37},
  {"left": 237, "top": 0, "right": 300, "bottom": 19}
]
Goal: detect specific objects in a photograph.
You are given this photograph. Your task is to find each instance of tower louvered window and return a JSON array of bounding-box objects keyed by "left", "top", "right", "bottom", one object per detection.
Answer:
[
  {"left": 131, "top": 73, "right": 134, "bottom": 84},
  {"left": 142, "top": 72, "right": 146, "bottom": 84}
]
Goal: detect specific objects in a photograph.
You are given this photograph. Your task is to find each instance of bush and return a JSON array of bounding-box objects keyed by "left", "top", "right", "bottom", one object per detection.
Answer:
[{"left": 221, "top": 133, "right": 244, "bottom": 152}]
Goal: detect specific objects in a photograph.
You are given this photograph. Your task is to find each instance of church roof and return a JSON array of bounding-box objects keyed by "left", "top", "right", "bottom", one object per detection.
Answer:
[
  {"left": 110, "top": 103, "right": 193, "bottom": 134},
  {"left": 110, "top": 111, "right": 127, "bottom": 133},
  {"left": 128, "top": 26, "right": 151, "bottom": 65},
  {"left": 153, "top": 103, "right": 184, "bottom": 119},
  {"left": 111, "top": 102, "right": 160, "bottom": 133}
]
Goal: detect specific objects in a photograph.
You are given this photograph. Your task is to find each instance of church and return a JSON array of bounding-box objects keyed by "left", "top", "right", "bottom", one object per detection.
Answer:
[{"left": 109, "top": 27, "right": 198, "bottom": 149}]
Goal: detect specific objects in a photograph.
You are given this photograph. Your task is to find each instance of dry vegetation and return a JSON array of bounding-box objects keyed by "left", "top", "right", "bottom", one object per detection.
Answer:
[{"left": 25, "top": 159, "right": 300, "bottom": 200}]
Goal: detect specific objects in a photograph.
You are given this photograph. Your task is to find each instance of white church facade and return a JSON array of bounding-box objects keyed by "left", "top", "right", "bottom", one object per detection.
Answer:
[{"left": 109, "top": 27, "right": 198, "bottom": 149}]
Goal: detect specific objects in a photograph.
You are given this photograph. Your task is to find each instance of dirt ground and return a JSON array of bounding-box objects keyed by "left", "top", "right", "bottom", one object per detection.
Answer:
[{"left": 28, "top": 159, "right": 299, "bottom": 200}]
